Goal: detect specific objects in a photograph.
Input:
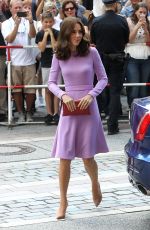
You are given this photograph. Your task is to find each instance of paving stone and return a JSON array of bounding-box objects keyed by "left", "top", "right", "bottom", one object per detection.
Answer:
[{"left": 1, "top": 137, "right": 150, "bottom": 226}]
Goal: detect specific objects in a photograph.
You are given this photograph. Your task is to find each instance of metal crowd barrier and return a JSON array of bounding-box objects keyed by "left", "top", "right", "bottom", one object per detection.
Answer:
[
  {"left": 0, "top": 45, "right": 53, "bottom": 127},
  {"left": 0, "top": 45, "right": 150, "bottom": 127}
]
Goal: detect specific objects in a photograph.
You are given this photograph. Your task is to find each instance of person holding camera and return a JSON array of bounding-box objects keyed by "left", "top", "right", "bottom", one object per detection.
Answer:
[{"left": 1, "top": 0, "right": 36, "bottom": 122}]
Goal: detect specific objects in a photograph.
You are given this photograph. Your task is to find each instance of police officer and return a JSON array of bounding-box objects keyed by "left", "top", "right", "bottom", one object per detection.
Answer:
[{"left": 90, "top": 0, "right": 129, "bottom": 135}]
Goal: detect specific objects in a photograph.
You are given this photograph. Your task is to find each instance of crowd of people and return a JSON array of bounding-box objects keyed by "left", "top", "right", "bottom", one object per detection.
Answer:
[{"left": 0, "top": 0, "right": 150, "bottom": 130}]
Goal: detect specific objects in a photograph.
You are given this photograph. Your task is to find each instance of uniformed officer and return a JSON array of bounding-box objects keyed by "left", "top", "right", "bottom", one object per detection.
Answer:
[{"left": 90, "top": 0, "right": 129, "bottom": 135}]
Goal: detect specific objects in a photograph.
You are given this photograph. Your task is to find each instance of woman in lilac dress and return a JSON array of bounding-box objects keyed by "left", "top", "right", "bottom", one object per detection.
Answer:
[{"left": 48, "top": 17, "right": 109, "bottom": 219}]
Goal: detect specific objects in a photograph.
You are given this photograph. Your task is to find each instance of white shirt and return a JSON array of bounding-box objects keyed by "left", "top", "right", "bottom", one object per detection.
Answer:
[
  {"left": 53, "top": 14, "right": 62, "bottom": 31},
  {"left": 1, "top": 17, "right": 36, "bottom": 66},
  {"left": 93, "top": 0, "right": 105, "bottom": 17}
]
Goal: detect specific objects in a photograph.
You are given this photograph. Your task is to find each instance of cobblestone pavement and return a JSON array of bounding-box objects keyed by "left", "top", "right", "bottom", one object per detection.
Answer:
[{"left": 0, "top": 128, "right": 150, "bottom": 228}]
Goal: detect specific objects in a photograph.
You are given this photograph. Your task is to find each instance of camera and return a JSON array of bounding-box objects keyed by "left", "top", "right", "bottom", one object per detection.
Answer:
[{"left": 17, "top": 12, "right": 27, "bottom": 17}]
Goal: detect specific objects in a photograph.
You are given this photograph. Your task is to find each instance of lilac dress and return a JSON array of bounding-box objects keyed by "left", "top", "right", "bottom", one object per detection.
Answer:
[{"left": 48, "top": 47, "right": 109, "bottom": 160}]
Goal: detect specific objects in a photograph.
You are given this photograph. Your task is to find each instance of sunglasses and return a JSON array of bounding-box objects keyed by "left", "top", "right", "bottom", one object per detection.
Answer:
[{"left": 64, "top": 6, "right": 75, "bottom": 11}]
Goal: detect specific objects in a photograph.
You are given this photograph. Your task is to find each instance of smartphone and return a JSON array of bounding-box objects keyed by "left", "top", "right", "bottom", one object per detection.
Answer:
[{"left": 17, "top": 12, "right": 27, "bottom": 17}]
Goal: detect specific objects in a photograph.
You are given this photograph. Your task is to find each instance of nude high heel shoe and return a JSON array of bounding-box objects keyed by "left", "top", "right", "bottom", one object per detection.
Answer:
[
  {"left": 56, "top": 202, "right": 68, "bottom": 220},
  {"left": 92, "top": 182, "right": 102, "bottom": 207}
]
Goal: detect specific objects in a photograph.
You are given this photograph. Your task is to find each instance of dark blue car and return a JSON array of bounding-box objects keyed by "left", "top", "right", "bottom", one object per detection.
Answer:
[{"left": 124, "top": 97, "right": 150, "bottom": 195}]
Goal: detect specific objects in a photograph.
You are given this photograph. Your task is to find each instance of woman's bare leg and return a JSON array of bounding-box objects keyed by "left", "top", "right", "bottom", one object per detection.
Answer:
[
  {"left": 83, "top": 157, "right": 102, "bottom": 207},
  {"left": 57, "top": 159, "right": 71, "bottom": 219}
]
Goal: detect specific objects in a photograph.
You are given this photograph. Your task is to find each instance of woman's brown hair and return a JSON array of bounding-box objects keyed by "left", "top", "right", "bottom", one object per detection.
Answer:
[{"left": 56, "top": 17, "right": 90, "bottom": 60}]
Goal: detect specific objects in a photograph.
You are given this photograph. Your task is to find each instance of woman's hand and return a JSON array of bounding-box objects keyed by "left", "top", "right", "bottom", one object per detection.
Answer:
[
  {"left": 78, "top": 94, "right": 93, "bottom": 110},
  {"left": 138, "top": 17, "right": 150, "bottom": 41},
  {"left": 62, "top": 94, "right": 76, "bottom": 112},
  {"left": 136, "top": 19, "right": 144, "bottom": 29},
  {"left": 137, "top": 16, "right": 147, "bottom": 29}
]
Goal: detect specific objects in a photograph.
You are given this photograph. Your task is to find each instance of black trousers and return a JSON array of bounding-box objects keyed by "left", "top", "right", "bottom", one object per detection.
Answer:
[{"left": 100, "top": 56, "right": 125, "bottom": 130}]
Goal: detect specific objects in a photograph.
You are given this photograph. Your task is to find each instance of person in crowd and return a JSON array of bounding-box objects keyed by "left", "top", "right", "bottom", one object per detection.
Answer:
[
  {"left": 22, "top": 0, "right": 32, "bottom": 14},
  {"left": 120, "top": 0, "right": 141, "bottom": 17},
  {"left": 1, "top": 0, "right": 37, "bottom": 122},
  {"left": 48, "top": 16, "right": 108, "bottom": 219},
  {"left": 36, "top": 12, "right": 60, "bottom": 125},
  {"left": 36, "top": 0, "right": 61, "bottom": 18},
  {"left": 61, "top": 0, "right": 88, "bottom": 32},
  {"left": 91, "top": 0, "right": 129, "bottom": 135},
  {"left": 36, "top": 1, "right": 62, "bottom": 30},
  {"left": 36, "top": 0, "right": 54, "bottom": 20},
  {"left": 35, "top": 1, "right": 62, "bottom": 110},
  {"left": 43, "top": 2, "right": 62, "bottom": 30},
  {"left": 125, "top": 3, "right": 150, "bottom": 108},
  {"left": 0, "top": 0, "right": 12, "bottom": 122},
  {"left": 75, "top": 0, "right": 87, "bottom": 18},
  {"left": 0, "top": 0, "right": 11, "bottom": 19},
  {"left": 23, "top": 0, "right": 41, "bottom": 21}
]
